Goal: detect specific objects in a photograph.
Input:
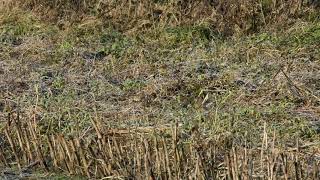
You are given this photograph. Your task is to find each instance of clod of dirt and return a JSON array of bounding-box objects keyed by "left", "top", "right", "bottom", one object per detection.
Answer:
[
  {"left": 40, "top": 71, "right": 54, "bottom": 89},
  {"left": 12, "top": 38, "right": 23, "bottom": 46},
  {"left": 8, "top": 81, "right": 29, "bottom": 94},
  {"left": 82, "top": 51, "right": 107, "bottom": 61},
  {"left": 195, "top": 62, "right": 220, "bottom": 79},
  {"left": 0, "top": 101, "right": 4, "bottom": 112},
  {"left": 234, "top": 79, "right": 246, "bottom": 86},
  {"left": 42, "top": 71, "right": 54, "bottom": 80},
  {"left": 234, "top": 79, "right": 257, "bottom": 92},
  {"left": 108, "top": 78, "right": 121, "bottom": 86},
  {"left": 9, "top": 51, "right": 20, "bottom": 59}
]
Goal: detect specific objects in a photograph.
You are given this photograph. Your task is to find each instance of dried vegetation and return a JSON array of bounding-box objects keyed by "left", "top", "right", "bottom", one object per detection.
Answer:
[{"left": 0, "top": 0, "right": 319, "bottom": 179}]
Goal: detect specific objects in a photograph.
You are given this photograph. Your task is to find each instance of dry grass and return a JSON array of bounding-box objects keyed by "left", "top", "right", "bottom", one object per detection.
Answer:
[
  {"left": 1, "top": 115, "right": 320, "bottom": 179},
  {"left": 0, "top": 0, "right": 319, "bottom": 179},
  {"left": 13, "top": 0, "right": 320, "bottom": 36}
]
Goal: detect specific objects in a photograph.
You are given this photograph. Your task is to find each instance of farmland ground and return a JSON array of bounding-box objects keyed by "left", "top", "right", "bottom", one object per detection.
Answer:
[{"left": 0, "top": 1, "right": 319, "bottom": 179}]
